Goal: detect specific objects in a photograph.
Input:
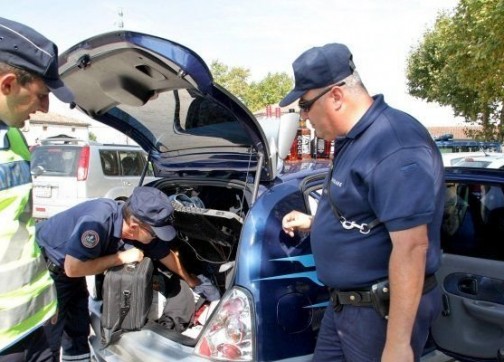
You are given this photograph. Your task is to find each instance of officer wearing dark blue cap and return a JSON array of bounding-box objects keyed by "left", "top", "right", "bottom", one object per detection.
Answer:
[
  {"left": 36, "top": 186, "right": 218, "bottom": 362},
  {"left": 281, "top": 43, "right": 444, "bottom": 362},
  {"left": 0, "top": 17, "right": 74, "bottom": 114},
  {"left": 0, "top": 17, "right": 73, "bottom": 362}
]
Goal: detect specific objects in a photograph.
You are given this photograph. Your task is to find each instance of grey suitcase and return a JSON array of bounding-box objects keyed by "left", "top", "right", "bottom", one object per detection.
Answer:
[{"left": 100, "top": 257, "right": 154, "bottom": 346}]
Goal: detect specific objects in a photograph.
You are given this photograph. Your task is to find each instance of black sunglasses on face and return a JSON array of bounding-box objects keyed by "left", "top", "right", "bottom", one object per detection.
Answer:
[{"left": 298, "top": 81, "right": 346, "bottom": 113}]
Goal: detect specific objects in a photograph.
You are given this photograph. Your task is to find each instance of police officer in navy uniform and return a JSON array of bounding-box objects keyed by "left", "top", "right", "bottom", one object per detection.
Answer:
[
  {"left": 36, "top": 186, "right": 218, "bottom": 362},
  {"left": 281, "top": 44, "right": 444, "bottom": 362}
]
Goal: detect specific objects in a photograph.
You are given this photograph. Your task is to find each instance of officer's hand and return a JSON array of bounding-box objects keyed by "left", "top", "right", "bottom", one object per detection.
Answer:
[
  {"left": 282, "top": 210, "right": 313, "bottom": 237},
  {"left": 119, "top": 248, "right": 144, "bottom": 264}
]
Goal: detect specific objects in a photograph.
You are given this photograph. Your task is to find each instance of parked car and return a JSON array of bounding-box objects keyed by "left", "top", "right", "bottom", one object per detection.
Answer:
[
  {"left": 441, "top": 151, "right": 489, "bottom": 166},
  {"left": 452, "top": 153, "right": 504, "bottom": 169},
  {"left": 30, "top": 137, "right": 156, "bottom": 219},
  {"left": 57, "top": 31, "right": 504, "bottom": 362},
  {"left": 434, "top": 134, "right": 502, "bottom": 153}
]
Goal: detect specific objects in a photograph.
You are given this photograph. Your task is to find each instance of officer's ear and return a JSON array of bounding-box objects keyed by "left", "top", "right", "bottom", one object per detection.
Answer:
[
  {"left": 0, "top": 73, "right": 17, "bottom": 95},
  {"left": 122, "top": 218, "right": 140, "bottom": 238},
  {"left": 128, "top": 219, "right": 141, "bottom": 232}
]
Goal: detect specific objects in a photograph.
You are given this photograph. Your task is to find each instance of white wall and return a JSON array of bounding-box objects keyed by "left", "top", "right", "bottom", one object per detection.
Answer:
[{"left": 21, "top": 122, "right": 89, "bottom": 146}]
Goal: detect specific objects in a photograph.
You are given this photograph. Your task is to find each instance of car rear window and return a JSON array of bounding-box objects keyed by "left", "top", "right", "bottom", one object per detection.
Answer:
[
  {"left": 114, "top": 89, "right": 252, "bottom": 153},
  {"left": 31, "top": 146, "right": 80, "bottom": 177}
]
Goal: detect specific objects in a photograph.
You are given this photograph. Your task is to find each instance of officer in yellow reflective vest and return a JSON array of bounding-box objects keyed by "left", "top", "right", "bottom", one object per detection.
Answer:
[{"left": 0, "top": 17, "right": 73, "bottom": 362}]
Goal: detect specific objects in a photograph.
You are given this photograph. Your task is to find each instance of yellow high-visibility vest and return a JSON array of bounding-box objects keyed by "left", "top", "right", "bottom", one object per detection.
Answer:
[{"left": 0, "top": 127, "right": 56, "bottom": 351}]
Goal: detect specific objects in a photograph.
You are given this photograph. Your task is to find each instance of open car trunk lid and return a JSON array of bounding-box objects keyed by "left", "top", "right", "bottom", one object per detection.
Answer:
[{"left": 58, "top": 31, "right": 276, "bottom": 181}]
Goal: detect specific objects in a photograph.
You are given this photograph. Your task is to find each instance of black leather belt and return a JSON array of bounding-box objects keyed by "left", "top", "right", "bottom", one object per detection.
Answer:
[
  {"left": 46, "top": 260, "right": 66, "bottom": 276},
  {"left": 329, "top": 274, "right": 437, "bottom": 308},
  {"left": 41, "top": 249, "right": 66, "bottom": 276}
]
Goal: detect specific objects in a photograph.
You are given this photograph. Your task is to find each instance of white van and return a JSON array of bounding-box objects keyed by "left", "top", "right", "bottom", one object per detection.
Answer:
[{"left": 30, "top": 137, "right": 156, "bottom": 219}]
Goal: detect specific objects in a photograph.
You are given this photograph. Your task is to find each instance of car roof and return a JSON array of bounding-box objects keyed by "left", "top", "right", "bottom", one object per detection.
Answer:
[
  {"left": 39, "top": 137, "right": 142, "bottom": 149},
  {"left": 441, "top": 151, "right": 489, "bottom": 166},
  {"left": 452, "top": 154, "right": 504, "bottom": 169}
]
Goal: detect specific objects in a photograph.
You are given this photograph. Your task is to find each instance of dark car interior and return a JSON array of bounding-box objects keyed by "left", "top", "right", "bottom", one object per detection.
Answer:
[{"left": 433, "top": 180, "right": 504, "bottom": 360}]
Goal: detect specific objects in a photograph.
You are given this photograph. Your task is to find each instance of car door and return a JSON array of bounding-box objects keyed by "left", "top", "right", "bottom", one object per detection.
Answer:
[{"left": 431, "top": 169, "right": 504, "bottom": 361}]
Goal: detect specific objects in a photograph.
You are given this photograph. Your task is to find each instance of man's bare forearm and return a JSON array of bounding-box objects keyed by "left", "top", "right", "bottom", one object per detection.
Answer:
[{"left": 382, "top": 225, "right": 429, "bottom": 361}]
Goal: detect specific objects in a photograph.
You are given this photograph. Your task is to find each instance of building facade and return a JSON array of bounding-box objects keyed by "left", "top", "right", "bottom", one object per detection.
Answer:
[{"left": 21, "top": 112, "right": 90, "bottom": 147}]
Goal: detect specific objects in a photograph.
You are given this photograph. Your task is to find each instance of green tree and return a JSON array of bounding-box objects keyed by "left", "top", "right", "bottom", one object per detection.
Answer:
[
  {"left": 88, "top": 131, "right": 97, "bottom": 141},
  {"left": 210, "top": 60, "right": 293, "bottom": 112},
  {"left": 407, "top": 0, "right": 504, "bottom": 141},
  {"left": 211, "top": 60, "right": 251, "bottom": 104},
  {"left": 248, "top": 72, "right": 293, "bottom": 112}
]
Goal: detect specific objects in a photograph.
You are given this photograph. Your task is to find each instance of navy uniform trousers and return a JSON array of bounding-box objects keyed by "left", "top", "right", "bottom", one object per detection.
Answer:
[
  {"left": 0, "top": 327, "right": 54, "bottom": 362},
  {"left": 44, "top": 272, "right": 90, "bottom": 362},
  {"left": 312, "top": 287, "right": 442, "bottom": 362}
]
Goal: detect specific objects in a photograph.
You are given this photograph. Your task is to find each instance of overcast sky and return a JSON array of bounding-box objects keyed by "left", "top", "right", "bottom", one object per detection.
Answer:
[{"left": 4, "top": 0, "right": 463, "bottom": 127}]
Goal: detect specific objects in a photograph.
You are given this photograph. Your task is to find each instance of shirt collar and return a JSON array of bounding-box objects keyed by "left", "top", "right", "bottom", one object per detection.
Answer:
[{"left": 345, "top": 94, "right": 387, "bottom": 140}]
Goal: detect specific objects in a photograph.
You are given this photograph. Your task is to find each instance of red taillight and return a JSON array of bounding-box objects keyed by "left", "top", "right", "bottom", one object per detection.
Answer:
[
  {"left": 194, "top": 288, "right": 254, "bottom": 361},
  {"left": 77, "top": 146, "right": 90, "bottom": 181}
]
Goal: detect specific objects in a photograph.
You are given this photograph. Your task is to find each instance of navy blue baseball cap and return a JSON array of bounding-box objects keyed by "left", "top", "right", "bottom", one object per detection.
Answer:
[
  {"left": 128, "top": 187, "right": 176, "bottom": 241},
  {"left": 0, "top": 17, "right": 73, "bottom": 103},
  {"left": 279, "top": 43, "right": 355, "bottom": 107}
]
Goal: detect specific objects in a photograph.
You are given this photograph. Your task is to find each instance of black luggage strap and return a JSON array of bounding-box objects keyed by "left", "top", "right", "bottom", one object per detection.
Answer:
[
  {"left": 101, "top": 290, "right": 131, "bottom": 347},
  {"left": 329, "top": 274, "right": 438, "bottom": 309}
]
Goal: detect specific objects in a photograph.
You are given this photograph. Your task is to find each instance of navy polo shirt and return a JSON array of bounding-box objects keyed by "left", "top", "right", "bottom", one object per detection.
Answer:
[
  {"left": 36, "top": 199, "right": 172, "bottom": 267},
  {"left": 310, "top": 95, "right": 444, "bottom": 289}
]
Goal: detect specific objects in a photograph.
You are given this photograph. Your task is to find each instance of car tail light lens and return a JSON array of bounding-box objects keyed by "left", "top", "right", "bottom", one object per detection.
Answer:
[
  {"left": 194, "top": 287, "right": 254, "bottom": 361},
  {"left": 77, "top": 146, "right": 90, "bottom": 181}
]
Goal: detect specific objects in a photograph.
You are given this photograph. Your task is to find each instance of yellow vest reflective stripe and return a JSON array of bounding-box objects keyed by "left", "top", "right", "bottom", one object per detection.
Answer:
[{"left": 0, "top": 127, "right": 57, "bottom": 351}]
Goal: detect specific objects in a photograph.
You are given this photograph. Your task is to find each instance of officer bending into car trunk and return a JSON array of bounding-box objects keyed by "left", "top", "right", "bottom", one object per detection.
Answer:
[
  {"left": 36, "top": 186, "right": 219, "bottom": 362},
  {"left": 281, "top": 43, "right": 444, "bottom": 362}
]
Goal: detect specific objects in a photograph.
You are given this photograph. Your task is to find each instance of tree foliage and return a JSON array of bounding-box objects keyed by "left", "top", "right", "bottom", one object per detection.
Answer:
[
  {"left": 407, "top": 0, "right": 504, "bottom": 141},
  {"left": 210, "top": 60, "right": 293, "bottom": 112},
  {"left": 210, "top": 60, "right": 251, "bottom": 104}
]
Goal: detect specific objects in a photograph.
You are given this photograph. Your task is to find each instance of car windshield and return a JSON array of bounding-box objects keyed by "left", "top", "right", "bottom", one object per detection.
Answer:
[{"left": 31, "top": 146, "right": 80, "bottom": 176}]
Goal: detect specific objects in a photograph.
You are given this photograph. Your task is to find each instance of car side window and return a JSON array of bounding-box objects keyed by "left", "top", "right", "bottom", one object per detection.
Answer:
[
  {"left": 119, "top": 151, "right": 143, "bottom": 176},
  {"left": 100, "top": 150, "right": 119, "bottom": 176},
  {"left": 441, "top": 182, "right": 504, "bottom": 261},
  {"left": 140, "top": 153, "right": 154, "bottom": 176}
]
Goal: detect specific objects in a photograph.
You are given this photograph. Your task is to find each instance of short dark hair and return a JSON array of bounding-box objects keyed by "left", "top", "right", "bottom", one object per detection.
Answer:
[
  {"left": 122, "top": 199, "right": 141, "bottom": 225},
  {"left": 0, "top": 62, "right": 36, "bottom": 86}
]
